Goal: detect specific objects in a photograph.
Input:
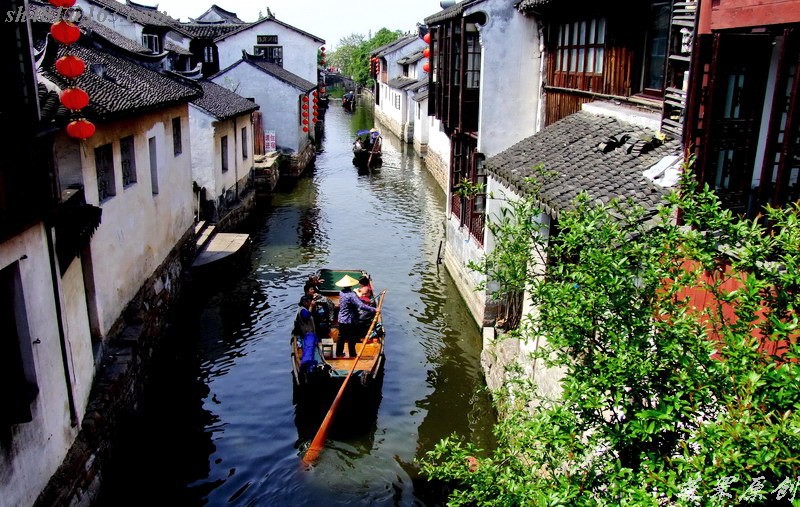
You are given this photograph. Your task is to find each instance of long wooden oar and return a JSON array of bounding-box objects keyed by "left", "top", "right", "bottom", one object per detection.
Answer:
[{"left": 303, "top": 290, "right": 386, "bottom": 464}]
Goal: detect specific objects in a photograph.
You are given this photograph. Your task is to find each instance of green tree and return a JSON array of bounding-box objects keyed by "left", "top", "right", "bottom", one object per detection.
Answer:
[
  {"left": 420, "top": 167, "right": 800, "bottom": 506},
  {"left": 329, "top": 28, "right": 403, "bottom": 86}
]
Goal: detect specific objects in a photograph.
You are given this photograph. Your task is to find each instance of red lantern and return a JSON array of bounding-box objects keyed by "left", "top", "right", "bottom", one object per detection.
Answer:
[
  {"left": 55, "top": 55, "right": 85, "bottom": 78},
  {"left": 423, "top": 47, "right": 430, "bottom": 58},
  {"left": 312, "top": 90, "right": 318, "bottom": 96},
  {"left": 312, "top": 118, "right": 317, "bottom": 124},
  {"left": 321, "top": 47, "right": 325, "bottom": 52},
  {"left": 423, "top": 33, "right": 431, "bottom": 44},
  {"left": 60, "top": 87, "right": 89, "bottom": 110},
  {"left": 302, "top": 119, "right": 308, "bottom": 125},
  {"left": 423, "top": 61, "right": 430, "bottom": 73},
  {"left": 66, "top": 118, "right": 95, "bottom": 139},
  {"left": 320, "top": 60, "right": 325, "bottom": 65},
  {"left": 50, "top": 0, "right": 76, "bottom": 7},
  {"left": 302, "top": 103, "right": 309, "bottom": 110},
  {"left": 51, "top": 20, "right": 80, "bottom": 45},
  {"left": 302, "top": 96, "right": 309, "bottom": 102},
  {"left": 312, "top": 97, "right": 318, "bottom": 103},
  {"left": 302, "top": 126, "right": 309, "bottom": 132}
]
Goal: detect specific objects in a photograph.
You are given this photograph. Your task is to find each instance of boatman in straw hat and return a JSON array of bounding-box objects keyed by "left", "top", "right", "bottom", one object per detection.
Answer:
[{"left": 335, "top": 274, "right": 377, "bottom": 358}]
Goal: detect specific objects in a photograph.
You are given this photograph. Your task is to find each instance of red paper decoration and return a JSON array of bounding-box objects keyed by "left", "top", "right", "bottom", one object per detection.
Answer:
[
  {"left": 312, "top": 97, "right": 318, "bottom": 103},
  {"left": 302, "top": 126, "right": 309, "bottom": 132},
  {"left": 302, "top": 119, "right": 308, "bottom": 125},
  {"left": 423, "top": 33, "right": 431, "bottom": 44},
  {"left": 60, "top": 87, "right": 89, "bottom": 110},
  {"left": 50, "top": 0, "right": 77, "bottom": 7},
  {"left": 423, "top": 47, "right": 430, "bottom": 58},
  {"left": 51, "top": 21, "right": 80, "bottom": 45},
  {"left": 423, "top": 62, "right": 430, "bottom": 73},
  {"left": 302, "top": 95, "right": 309, "bottom": 102},
  {"left": 66, "top": 119, "right": 95, "bottom": 139},
  {"left": 55, "top": 55, "right": 85, "bottom": 78}
]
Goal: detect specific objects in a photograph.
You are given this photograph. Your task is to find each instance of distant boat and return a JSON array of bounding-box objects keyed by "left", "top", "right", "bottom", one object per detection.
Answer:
[
  {"left": 342, "top": 91, "right": 355, "bottom": 111},
  {"left": 352, "top": 129, "right": 382, "bottom": 169}
]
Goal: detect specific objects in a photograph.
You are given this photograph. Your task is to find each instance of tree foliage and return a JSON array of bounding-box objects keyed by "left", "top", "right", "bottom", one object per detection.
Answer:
[
  {"left": 329, "top": 28, "right": 404, "bottom": 86},
  {"left": 420, "top": 167, "right": 800, "bottom": 506}
]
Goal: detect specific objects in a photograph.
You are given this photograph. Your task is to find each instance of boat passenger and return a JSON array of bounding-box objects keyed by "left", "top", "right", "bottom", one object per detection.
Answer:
[
  {"left": 354, "top": 137, "right": 363, "bottom": 151},
  {"left": 304, "top": 282, "right": 334, "bottom": 338},
  {"left": 335, "top": 275, "right": 376, "bottom": 358},
  {"left": 355, "top": 275, "right": 376, "bottom": 338},
  {"left": 294, "top": 295, "right": 318, "bottom": 373}
]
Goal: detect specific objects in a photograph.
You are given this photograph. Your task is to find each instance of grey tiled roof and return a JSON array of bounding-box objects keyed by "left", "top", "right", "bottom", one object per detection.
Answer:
[
  {"left": 373, "top": 35, "right": 419, "bottom": 57},
  {"left": 387, "top": 76, "right": 418, "bottom": 89},
  {"left": 486, "top": 111, "right": 679, "bottom": 218},
  {"left": 516, "top": 0, "right": 555, "bottom": 13},
  {"left": 37, "top": 33, "right": 201, "bottom": 122},
  {"left": 397, "top": 50, "right": 425, "bottom": 65},
  {"left": 193, "top": 5, "right": 245, "bottom": 23},
  {"left": 192, "top": 80, "right": 259, "bottom": 120},
  {"left": 424, "top": 1, "right": 467, "bottom": 24},
  {"left": 217, "top": 55, "right": 316, "bottom": 92},
  {"left": 37, "top": 83, "right": 71, "bottom": 124},
  {"left": 30, "top": 1, "right": 151, "bottom": 53},
  {"left": 412, "top": 90, "right": 429, "bottom": 102},
  {"left": 214, "top": 15, "right": 324, "bottom": 43},
  {"left": 180, "top": 22, "right": 243, "bottom": 39},
  {"left": 84, "top": 0, "right": 172, "bottom": 27},
  {"left": 165, "top": 40, "right": 192, "bottom": 55},
  {"left": 406, "top": 79, "right": 428, "bottom": 92}
]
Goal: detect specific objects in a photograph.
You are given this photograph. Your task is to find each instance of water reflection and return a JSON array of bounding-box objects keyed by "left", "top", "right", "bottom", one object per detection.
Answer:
[{"left": 98, "top": 98, "right": 495, "bottom": 506}]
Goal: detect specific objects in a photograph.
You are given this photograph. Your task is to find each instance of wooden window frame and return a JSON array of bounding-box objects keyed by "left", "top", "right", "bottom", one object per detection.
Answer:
[
  {"left": 221, "top": 135, "right": 229, "bottom": 173},
  {"left": 253, "top": 46, "right": 283, "bottom": 67},
  {"left": 95, "top": 143, "right": 115, "bottom": 202},
  {"left": 554, "top": 17, "right": 606, "bottom": 78},
  {"left": 172, "top": 117, "right": 182, "bottom": 156},
  {"left": 241, "top": 126, "right": 248, "bottom": 160},
  {"left": 120, "top": 135, "right": 137, "bottom": 188}
]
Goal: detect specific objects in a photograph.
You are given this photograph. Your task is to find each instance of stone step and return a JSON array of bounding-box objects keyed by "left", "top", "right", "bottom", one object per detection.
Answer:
[
  {"left": 194, "top": 220, "right": 206, "bottom": 235},
  {"left": 195, "top": 224, "right": 216, "bottom": 252}
]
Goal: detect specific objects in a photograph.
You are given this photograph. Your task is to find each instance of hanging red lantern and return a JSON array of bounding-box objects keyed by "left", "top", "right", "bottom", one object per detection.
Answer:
[
  {"left": 423, "top": 33, "right": 431, "bottom": 44},
  {"left": 50, "top": 0, "right": 77, "bottom": 7},
  {"left": 312, "top": 97, "right": 318, "bottom": 103},
  {"left": 423, "top": 47, "right": 430, "bottom": 58},
  {"left": 320, "top": 60, "right": 325, "bottom": 65},
  {"left": 312, "top": 90, "right": 318, "bottom": 96},
  {"left": 66, "top": 118, "right": 95, "bottom": 139},
  {"left": 321, "top": 47, "right": 326, "bottom": 52},
  {"left": 51, "top": 20, "right": 81, "bottom": 45},
  {"left": 55, "top": 55, "right": 85, "bottom": 78},
  {"left": 312, "top": 118, "right": 317, "bottom": 124},
  {"left": 302, "top": 119, "right": 308, "bottom": 125},
  {"left": 302, "top": 96, "right": 309, "bottom": 102},
  {"left": 60, "top": 87, "right": 89, "bottom": 110},
  {"left": 423, "top": 61, "right": 430, "bottom": 73},
  {"left": 302, "top": 126, "right": 309, "bottom": 132},
  {"left": 302, "top": 103, "right": 309, "bottom": 110}
]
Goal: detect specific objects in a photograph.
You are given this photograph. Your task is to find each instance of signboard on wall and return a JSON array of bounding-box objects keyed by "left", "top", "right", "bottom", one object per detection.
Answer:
[
  {"left": 264, "top": 130, "right": 276, "bottom": 152},
  {"left": 257, "top": 35, "right": 278, "bottom": 44}
]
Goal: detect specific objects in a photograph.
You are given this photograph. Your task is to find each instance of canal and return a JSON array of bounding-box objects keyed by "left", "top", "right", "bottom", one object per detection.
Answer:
[{"left": 98, "top": 98, "right": 496, "bottom": 506}]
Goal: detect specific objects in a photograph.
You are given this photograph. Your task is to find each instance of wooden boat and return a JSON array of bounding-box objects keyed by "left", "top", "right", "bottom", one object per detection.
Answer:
[
  {"left": 291, "top": 268, "right": 385, "bottom": 396},
  {"left": 352, "top": 129, "right": 383, "bottom": 169},
  {"left": 342, "top": 91, "right": 355, "bottom": 111}
]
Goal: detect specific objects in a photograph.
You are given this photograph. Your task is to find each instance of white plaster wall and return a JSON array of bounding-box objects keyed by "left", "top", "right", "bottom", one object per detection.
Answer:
[
  {"left": 412, "top": 97, "right": 428, "bottom": 147},
  {"left": 428, "top": 117, "right": 451, "bottom": 164},
  {"left": 165, "top": 31, "right": 191, "bottom": 52},
  {"left": 212, "top": 113, "right": 253, "bottom": 199},
  {"left": 469, "top": 0, "right": 541, "bottom": 157},
  {"left": 212, "top": 63, "right": 305, "bottom": 153},
  {"left": 0, "top": 225, "right": 84, "bottom": 507},
  {"left": 484, "top": 176, "right": 564, "bottom": 400},
  {"left": 60, "top": 256, "right": 94, "bottom": 415},
  {"left": 189, "top": 105, "right": 216, "bottom": 194},
  {"left": 216, "top": 21, "right": 321, "bottom": 83},
  {"left": 444, "top": 216, "right": 487, "bottom": 328},
  {"left": 76, "top": 105, "right": 193, "bottom": 336},
  {"left": 76, "top": 0, "right": 143, "bottom": 43}
]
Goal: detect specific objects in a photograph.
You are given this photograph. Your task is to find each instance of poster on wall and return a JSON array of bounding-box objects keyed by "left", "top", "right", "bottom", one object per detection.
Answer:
[{"left": 264, "top": 130, "right": 276, "bottom": 152}]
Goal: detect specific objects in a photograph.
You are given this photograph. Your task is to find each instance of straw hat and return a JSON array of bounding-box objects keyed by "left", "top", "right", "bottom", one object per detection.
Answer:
[{"left": 335, "top": 274, "right": 360, "bottom": 287}]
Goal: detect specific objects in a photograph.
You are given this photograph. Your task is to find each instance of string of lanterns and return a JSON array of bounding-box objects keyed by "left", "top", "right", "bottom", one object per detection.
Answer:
[
  {"left": 369, "top": 56, "right": 379, "bottom": 77},
  {"left": 49, "top": 0, "right": 95, "bottom": 140},
  {"left": 422, "top": 32, "right": 431, "bottom": 73}
]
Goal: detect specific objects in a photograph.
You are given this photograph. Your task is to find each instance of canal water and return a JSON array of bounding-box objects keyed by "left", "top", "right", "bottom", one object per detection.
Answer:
[{"left": 99, "top": 97, "right": 496, "bottom": 506}]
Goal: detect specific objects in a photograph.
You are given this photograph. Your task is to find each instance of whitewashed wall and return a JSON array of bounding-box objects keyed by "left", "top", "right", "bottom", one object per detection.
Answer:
[
  {"left": 189, "top": 106, "right": 216, "bottom": 194},
  {"left": 212, "top": 63, "right": 307, "bottom": 153},
  {"left": 0, "top": 225, "right": 91, "bottom": 507},
  {"left": 74, "top": 104, "right": 193, "bottom": 337},
  {"left": 469, "top": 0, "right": 542, "bottom": 156},
  {"left": 216, "top": 20, "right": 322, "bottom": 84}
]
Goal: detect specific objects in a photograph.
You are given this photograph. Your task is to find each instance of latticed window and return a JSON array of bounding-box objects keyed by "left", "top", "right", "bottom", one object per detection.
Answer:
[
  {"left": 465, "top": 28, "right": 481, "bottom": 89},
  {"left": 555, "top": 18, "right": 606, "bottom": 76},
  {"left": 120, "top": 135, "right": 137, "bottom": 187},
  {"left": 95, "top": 143, "right": 115, "bottom": 201},
  {"left": 221, "top": 135, "right": 229, "bottom": 173},
  {"left": 254, "top": 46, "right": 283, "bottom": 66}
]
